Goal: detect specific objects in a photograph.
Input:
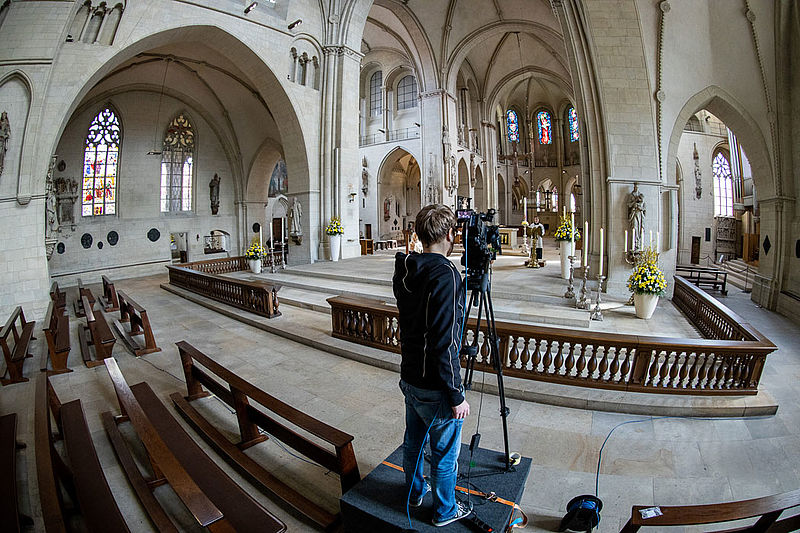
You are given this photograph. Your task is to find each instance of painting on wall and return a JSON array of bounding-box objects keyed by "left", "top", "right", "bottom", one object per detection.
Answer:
[{"left": 268, "top": 159, "right": 288, "bottom": 197}]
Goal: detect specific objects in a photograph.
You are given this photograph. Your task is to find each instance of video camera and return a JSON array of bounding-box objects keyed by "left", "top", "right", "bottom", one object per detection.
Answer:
[{"left": 457, "top": 208, "right": 501, "bottom": 290}]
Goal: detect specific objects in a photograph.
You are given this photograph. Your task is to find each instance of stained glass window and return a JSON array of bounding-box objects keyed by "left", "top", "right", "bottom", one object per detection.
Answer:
[
  {"left": 397, "top": 75, "right": 418, "bottom": 110},
  {"left": 713, "top": 150, "right": 733, "bottom": 217},
  {"left": 82, "top": 107, "right": 120, "bottom": 217},
  {"left": 506, "top": 109, "right": 519, "bottom": 143},
  {"left": 160, "top": 114, "right": 195, "bottom": 212},
  {"left": 369, "top": 71, "right": 382, "bottom": 117},
  {"left": 551, "top": 186, "right": 558, "bottom": 212},
  {"left": 537, "top": 111, "right": 552, "bottom": 145},
  {"left": 568, "top": 107, "right": 579, "bottom": 142}
]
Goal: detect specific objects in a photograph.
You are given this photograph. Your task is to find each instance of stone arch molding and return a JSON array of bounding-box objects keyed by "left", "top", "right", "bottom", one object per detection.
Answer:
[
  {"left": 44, "top": 25, "right": 310, "bottom": 210},
  {"left": 0, "top": 71, "right": 33, "bottom": 201},
  {"left": 665, "top": 86, "right": 775, "bottom": 200}
]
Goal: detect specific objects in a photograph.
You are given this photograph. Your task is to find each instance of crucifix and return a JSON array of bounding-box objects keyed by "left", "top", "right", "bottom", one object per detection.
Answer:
[{"left": 498, "top": 140, "right": 533, "bottom": 210}]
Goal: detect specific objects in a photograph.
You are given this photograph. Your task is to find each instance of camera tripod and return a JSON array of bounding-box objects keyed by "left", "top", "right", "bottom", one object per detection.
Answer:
[{"left": 461, "top": 268, "right": 512, "bottom": 472}]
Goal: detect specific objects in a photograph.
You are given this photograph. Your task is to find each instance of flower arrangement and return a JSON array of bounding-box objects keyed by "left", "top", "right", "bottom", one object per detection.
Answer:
[
  {"left": 325, "top": 216, "right": 344, "bottom": 236},
  {"left": 244, "top": 242, "right": 267, "bottom": 260},
  {"left": 627, "top": 247, "right": 667, "bottom": 295},
  {"left": 521, "top": 220, "right": 529, "bottom": 226},
  {"left": 553, "top": 215, "right": 581, "bottom": 241}
]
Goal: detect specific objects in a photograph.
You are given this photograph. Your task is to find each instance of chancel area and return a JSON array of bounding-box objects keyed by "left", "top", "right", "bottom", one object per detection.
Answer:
[{"left": 1, "top": 0, "right": 800, "bottom": 531}]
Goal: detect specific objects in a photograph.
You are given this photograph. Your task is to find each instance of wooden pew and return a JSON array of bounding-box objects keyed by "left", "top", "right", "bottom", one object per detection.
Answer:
[
  {"left": 102, "top": 358, "right": 286, "bottom": 533},
  {"left": 676, "top": 264, "right": 729, "bottom": 295},
  {"left": 100, "top": 275, "right": 120, "bottom": 312},
  {"left": 35, "top": 372, "right": 129, "bottom": 533},
  {"left": 73, "top": 277, "right": 96, "bottom": 318},
  {"left": 78, "top": 295, "right": 116, "bottom": 368},
  {"left": 621, "top": 489, "right": 800, "bottom": 532},
  {"left": 173, "top": 341, "right": 360, "bottom": 531},
  {"left": 41, "top": 301, "right": 71, "bottom": 374},
  {"left": 113, "top": 290, "right": 161, "bottom": 356},
  {"left": 50, "top": 281, "right": 66, "bottom": 309},
  {"left": 1, "top": 306, "right": 35, "bottom": 385},
  {"left": 0, "top": 413, "right": 31, "bottom": 532}
]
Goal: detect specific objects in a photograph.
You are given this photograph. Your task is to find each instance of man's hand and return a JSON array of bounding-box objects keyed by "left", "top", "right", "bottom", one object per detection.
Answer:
[{"left": 451, "top": 399, "right": 470, "bottom": 419}]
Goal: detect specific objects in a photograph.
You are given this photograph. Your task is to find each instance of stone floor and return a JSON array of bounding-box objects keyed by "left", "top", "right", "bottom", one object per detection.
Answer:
[{"left": 3, "top": 257, "right": 800, "bottom": 531}]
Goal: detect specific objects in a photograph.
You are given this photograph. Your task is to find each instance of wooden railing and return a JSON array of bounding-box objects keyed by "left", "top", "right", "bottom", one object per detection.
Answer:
[
  {"left": 327, "top": 276, "right": 777, "bottom": 395},
  {"left": 167, "top": 264, "right": 280, "bottom": 318},
  {"left": 181, "top": 256, "right": 249, "bottom": 275}
]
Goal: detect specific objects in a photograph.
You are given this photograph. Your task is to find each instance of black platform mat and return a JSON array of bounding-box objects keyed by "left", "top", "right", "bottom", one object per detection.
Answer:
[{"left": 341, "top": 444, "right": 531, "bottom": 532}]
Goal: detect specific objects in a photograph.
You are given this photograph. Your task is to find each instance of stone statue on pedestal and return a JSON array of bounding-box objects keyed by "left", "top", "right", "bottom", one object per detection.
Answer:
[
  {"left": 627, "top": 182, "right": 646, "bottom": 250},
  {"left": 209, "top": 173, "right": 221, "bottom": 215},
  {"left": 0, "top": 111, "right": 10, "bottom": 178},
  {"left": 288, "top": 197, "right": 303, "bottom": 244}
]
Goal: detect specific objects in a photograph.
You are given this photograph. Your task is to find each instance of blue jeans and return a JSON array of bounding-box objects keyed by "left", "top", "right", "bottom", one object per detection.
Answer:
[{"left": 400, "top": 380, "right": 463, "bottom": 522}]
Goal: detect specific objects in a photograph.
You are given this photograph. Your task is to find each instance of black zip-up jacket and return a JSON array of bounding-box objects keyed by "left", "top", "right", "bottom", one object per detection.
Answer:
[{"left": 393, "top": 251, "right": 466, "bottom": 407}]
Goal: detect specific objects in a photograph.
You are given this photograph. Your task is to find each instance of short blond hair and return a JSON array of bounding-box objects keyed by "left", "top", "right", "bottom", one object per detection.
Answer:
[{"left": 415, "top": 204, "right": 455, "bottom": 247}]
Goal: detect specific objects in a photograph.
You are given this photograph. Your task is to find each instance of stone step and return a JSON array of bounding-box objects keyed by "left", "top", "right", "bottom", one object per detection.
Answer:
[{"left": 248, "top": 272, "right": 592, "bottom": 327}]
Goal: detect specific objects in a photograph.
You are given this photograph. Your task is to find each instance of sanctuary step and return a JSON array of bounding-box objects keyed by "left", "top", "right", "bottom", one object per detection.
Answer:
[
  {"left": 716, "top": 258, "right": 759, "bottom": 291},
  {"left": 231, "top": 270, "right": 592, "bottom": 328}
]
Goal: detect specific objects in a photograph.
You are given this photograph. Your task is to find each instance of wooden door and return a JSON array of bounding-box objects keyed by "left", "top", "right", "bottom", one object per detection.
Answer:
[
  {"left": 364, "top": 224, "right": 372, "bottom": 240},
  {"left": 691, "top": 236, "right": 701, "bottom": 264}
]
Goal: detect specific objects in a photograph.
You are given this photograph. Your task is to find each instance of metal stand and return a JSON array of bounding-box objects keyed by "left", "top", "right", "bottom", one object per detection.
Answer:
[
  {"left": 563, "top": 256, "right": 576, "bottom": 299},
  {"left": 522, "top": 230, "right": 530, "bottom": 259},
  {"left": 590, "top": 275, "right": 606, "bottom": 321},
  {"left": 576, "top": 265, "right": 591, "bottom": 309},
  {"left": 462, "top": 271, "right": 512, "bottom": 472},
  {"left": 624, "top": 249, "right": 641, "bottom": 305},
  {"left": 269, "top": 245, "right": 277, "bottom": 273}
]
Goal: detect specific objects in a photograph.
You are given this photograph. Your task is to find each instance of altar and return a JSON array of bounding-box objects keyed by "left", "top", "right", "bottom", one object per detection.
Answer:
[{"left": 498, "top": 227, "right": 519, "bottom": 251}]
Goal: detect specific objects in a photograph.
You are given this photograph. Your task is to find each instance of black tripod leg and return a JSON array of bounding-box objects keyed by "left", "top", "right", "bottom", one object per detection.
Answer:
[{"left": 485, "top": 290, "right": 511, "bottom": 471}]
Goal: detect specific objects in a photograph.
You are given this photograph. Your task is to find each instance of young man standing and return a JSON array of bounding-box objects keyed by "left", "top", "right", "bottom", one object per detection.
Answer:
[
  {"left": 393, "top": 204, "right": 472, "bottom": 527},
  {"left": 527, "top": 215, "right": 545, "bottom": 268}
]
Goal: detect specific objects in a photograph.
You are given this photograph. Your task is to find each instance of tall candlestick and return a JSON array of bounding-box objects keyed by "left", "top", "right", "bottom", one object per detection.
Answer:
[
  {"left": 583, "top": 220, "right": 589, "bottom": 265},
  {"left": 624, "top": 230, "right": 628, "bottom": 253},
  {"left": 598, "top": 227, "right": 604, "bottom": 276}
]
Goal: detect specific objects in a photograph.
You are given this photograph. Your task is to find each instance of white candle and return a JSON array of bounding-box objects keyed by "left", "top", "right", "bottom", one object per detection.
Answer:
[
  {"left": 598, "top": 227, "right": 604, "bottom": 276},
  {"left": 563, "top": 205, "right": 566, "bottom": 218},
  {"left": 583, "top": 220, "right": 589, "bottom": 265},
  {"left": 259, "top": 227, "right": 263, "bottom": 249},
  {"left": 624, "top": 230, "right": 628, "bottom": 253},
  {"left": 523, "top": 197, "right": 527, "bottom": 222},
  {"left": 649, "top": 230, "right": 653, "bottom": 249},
  {"left": 656, "top": 231, "right": 660, "bottom": 252},
  {"left": 570, "top": 212, "right": 575, "bottom": 246}
]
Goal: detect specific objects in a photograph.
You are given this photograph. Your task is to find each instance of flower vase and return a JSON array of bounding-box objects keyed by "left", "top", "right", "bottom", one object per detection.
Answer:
[
  {"left": 634, "top": 293, "right": 659, "bottom": 319},
  {"left": 329, "top": 234, "right": 341, "bottom": 262},
  {"left": 559, "top": 241, "right": 574, "bottom": 279},
  {"left": 248, "top": 259, "right": 262, "bottom": 274}
]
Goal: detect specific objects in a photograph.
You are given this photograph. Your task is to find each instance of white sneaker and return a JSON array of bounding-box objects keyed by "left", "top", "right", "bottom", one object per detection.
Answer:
[
  {"left": 432, "top": 501, "right": 472, "bottom": 527},
  {"left": 410, "top": 481, "right": 431, "bottom": 508}
]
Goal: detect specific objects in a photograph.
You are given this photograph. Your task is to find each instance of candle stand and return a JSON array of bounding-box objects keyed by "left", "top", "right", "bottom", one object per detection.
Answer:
[
  {"left": 590, "top": 275, "right": 606, "bottom": 321},
  {"left": 624, "top": 249, "right": 642, "bottom": 305},
  {"left": 563, "top": 256, "right": 576, "bottom": 299},
  {"left": 522, "top": 231, "right": 530, "bottom": 259},
  {"left": 576, "top": 265, "right": 591, "bottom": 309}
]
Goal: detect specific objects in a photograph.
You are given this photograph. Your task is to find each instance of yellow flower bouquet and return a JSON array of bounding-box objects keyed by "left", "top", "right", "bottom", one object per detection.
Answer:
[
  {"left": 627, "top": 248, "right": 667, "bottom": 295},
  {"left": 325, "top": 216, "right": 344, "bottom": 236},
  {"left": 553, "top": 215, "right": 581, "bottom": 242}
]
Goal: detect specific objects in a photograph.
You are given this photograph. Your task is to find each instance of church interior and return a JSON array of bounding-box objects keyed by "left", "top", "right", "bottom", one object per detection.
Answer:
[{"left": 1, "top": 0, "right": 800, "bottom": 531}]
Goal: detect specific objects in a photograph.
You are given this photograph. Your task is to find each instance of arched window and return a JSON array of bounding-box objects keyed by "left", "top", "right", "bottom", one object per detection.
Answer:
[
  {"left": 82, "top": 107, "right": 121, "bottom": 216},
  {"left": 397, "top": 75, "right": 418, "bottom": 110},
  {"left": 536, "top": 185, "right": 544, "bottom": 210},
  {"left": 160, "top": 114, "right": 195, "bottom": 212},
  {"left": 713, "top": 150, "right": 733, "bottom": 217},
  {"left": 568, "top": 107, "right": 579, "bottom": 142},
  {"left": 551, "top": 186, "right": 558, "bottom": 212},
  {"left": 369, "top": 71, "right": 382, "bottom": 117},
  {"left": 537, "top": 110, "right": 552, "bottom": 145},
  {"left": 506, "top": 109, "right": 519, "bottom": 143},
  {"left": 569, "top": 193, "right": 576, "bottom": 212}
]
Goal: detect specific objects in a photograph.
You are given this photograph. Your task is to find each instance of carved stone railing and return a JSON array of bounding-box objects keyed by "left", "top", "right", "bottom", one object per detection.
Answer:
[
  {"left": 167, "top": 262, "right": 280, "bottom": 318},
  {"left": 327, "top": 278, "right": 776, "bottom": 395}
]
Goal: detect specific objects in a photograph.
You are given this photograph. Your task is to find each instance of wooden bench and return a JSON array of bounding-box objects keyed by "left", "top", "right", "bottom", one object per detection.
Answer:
[
  {"left": 621, "top": 489, "right": 800, "bottom": 532},
  {"left": 41, "top": 301, "right": 71, "bottom": 374},
  {"left": 113, "top": 290, "right": 161, "bottom": 356},
  {"left": 78, "top": 295, "right": 116, "bottom": 367},
  {"left": 73, "top": 277, "right": 96, "bottom": 318},
  {"left": 35, "top": 372, "right": 129, "bottom": 533},
  {"left": 50, "top": 281, "right": 66, "bottom": 309},
  {"left": 676, "top": 264, "right": 728, "bottom": 295},
  {"left": 172, "top": 341, "right": 360, "bottom": 530},
  {"left": 100, "top": 275, "right": 120, "bottom": 312},
  {"left": 1, "top": 413, "right": 31, "bottom": 532},
  {"left": 101, "top": 358, "right": 286, "bottom": 533},
  {"left": 1, "top": 306, "right": 35, "bottom": 385}
]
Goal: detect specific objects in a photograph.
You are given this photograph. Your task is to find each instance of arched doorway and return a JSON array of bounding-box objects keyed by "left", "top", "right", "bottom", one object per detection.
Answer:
[
  {"left": 473, "top": 165, "right": 485, "bottom": 212},
  {"left": 497, "top": 174, "right": 506, "bottom": 225},
  {"left": 457, "top": 158, "right": 470, "bottom": 208},
  {"left": 377, "top": 148, "right": 420, "bottom": 239}
]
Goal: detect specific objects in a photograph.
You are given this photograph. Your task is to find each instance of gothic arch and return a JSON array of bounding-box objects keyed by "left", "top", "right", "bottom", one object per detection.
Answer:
[{"left": 0, "top": 71, "right": 33, "bottom": 200}]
